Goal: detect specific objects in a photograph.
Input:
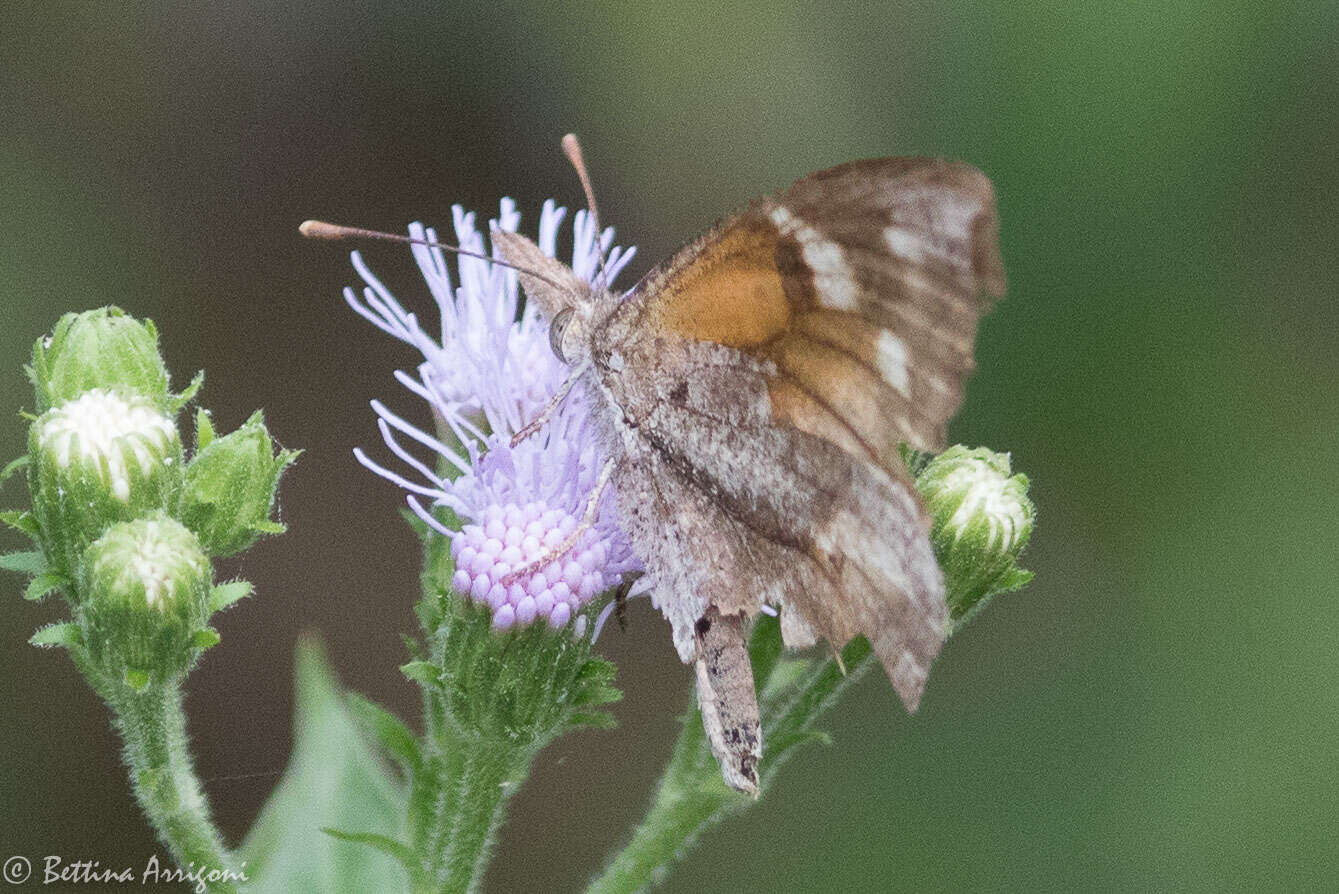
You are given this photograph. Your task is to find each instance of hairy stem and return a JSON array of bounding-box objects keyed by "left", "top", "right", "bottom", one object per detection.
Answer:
[
  {"left": 587, "top": 618, "right": 874, "bottom": 894},
  {"left": 416, "top": 732, "right": 527, "bottom": 894},
  {"left": 100, "top": 676, "right": 238, "bottom": 892},
  {"left": 586, "top": 709, "right": 738, "bottom": 894}
]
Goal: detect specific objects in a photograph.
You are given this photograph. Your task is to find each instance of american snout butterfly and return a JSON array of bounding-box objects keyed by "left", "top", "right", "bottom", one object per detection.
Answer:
[
  {"left": 306, "top": 137, "right": 1005, "bottom": 794},
  {"left": 493, "top": 139, "right": 1005, "bottom": 793}
]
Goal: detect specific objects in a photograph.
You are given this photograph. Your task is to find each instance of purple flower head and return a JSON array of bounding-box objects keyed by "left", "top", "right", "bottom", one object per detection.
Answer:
[{"left": 349, "top": 200, "right": 643, "bottom": 631}]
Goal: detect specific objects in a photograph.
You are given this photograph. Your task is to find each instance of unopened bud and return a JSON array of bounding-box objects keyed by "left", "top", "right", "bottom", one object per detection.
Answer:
[
  {"left": 30, "top": 308, "right": 171, "bottom": 412},
  {"left": 916, "top": 445, "right": 1035, "bottom": 627},
  {"left": 179, "top": 411, "right": 298, "bottom": 557},
  {"left": 78, "top": 515, "right": 211, "bottom": 683},
  {"left": 28, "top": 389, "right": 183, "bottom": 578}
]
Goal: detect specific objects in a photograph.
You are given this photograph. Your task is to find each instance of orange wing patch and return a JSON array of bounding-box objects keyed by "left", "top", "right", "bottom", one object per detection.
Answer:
[{"left": 640, "top": 221, "right": 795, "bottom": 349}]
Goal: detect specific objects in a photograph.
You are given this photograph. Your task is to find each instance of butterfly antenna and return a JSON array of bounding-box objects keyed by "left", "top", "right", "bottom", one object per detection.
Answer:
[
  {"left": 561, "top": 134, "right": 612, "bottom": 288},
  {"left": 299, "top": 219, "right": 581, "bottom": 298}
]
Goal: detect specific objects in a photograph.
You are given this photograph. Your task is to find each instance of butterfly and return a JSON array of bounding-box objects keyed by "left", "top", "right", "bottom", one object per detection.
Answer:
[{"left": 487, "top": 145, "right": 1006, "bottom": 793}]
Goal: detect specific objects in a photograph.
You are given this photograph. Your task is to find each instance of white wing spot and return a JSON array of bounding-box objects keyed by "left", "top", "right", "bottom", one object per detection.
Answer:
[
  {"left": 875, "top": 331, "right": 910, "bottom": 396},
  {"left": 770, "top": 205, "right": 859, "bottom": 311},
  {"left": 883, "top": 226, "right": 925, "bottom": 264}
]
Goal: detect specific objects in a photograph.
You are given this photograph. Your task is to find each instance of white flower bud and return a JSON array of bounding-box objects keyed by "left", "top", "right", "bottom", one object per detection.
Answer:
[
  {"left": 78, "top": 515, "right": 211, "bottom": 683},
  {"left": 916, "top": 446, "right": 1035, "bottom": 627},
  {"left": 29, "top": 389, "right": 183, "bottom": 579}
]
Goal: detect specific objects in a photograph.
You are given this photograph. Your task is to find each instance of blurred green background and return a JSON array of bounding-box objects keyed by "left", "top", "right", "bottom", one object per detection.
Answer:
[{"left": 2, "top": 2, "right": 1335, "bottom": 891}]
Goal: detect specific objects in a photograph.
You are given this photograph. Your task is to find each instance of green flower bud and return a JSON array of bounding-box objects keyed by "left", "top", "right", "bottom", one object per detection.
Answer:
[
  {"left": 30, "top": 308, "right": 171, "bottom": 413},
  {"left": 179, "top": 410, "right": 298, "bottom": 557},
  {"left": 28, "top": 389, "right": 184, "bottom": 579},
  {"left": 915, "top": 445, "right": 1035, "bottom": 627},
  {"left": 77, "top": 515, "right": 211, "bottom": 683}
]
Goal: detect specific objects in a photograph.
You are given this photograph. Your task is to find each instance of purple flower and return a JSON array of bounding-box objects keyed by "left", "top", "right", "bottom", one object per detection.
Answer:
[{"left": 348, "top": 200, "right": 642, "bottom": 631}]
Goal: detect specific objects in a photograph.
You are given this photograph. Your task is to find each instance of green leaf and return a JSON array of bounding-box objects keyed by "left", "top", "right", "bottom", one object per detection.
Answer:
[
  {"left": 399, "top": 505, "right": 428, "bottom": 537},
  {"left": 240, "top": 638, "right": 408, "bottom": 894},
  {"left": 320, "top": 829, "right": 416, "bottom": 872},
  {"left": 193, "top": 628, "right": 222, "bottom": 650},
  {"left": 170, "top": 370, "right": 205, "bottom": 411},
  {"left": 0, "top": 550, "right": 46, "bottom": 575},
  {"left": 572, "top": 683, "right": 623, "bottom": 708},
  {"left": 346, "top": 694, "right": 422, "bottom": 777},
  {"left": 400, "top": 660, "right": 438, "bottom": 686},
  {"left": 1, "top": 455, "right": 29, "bottom": 482},
  {"left": 124, "top": 668, "right": 150, "bottom": 690},
  {"left": 568, "top": 710, "right": 619, "bottom": 730},
  {"left": 1, "top": 510, "right": 40, "bottom": 539},
  {"left": 29, "top": 622, "right": 80, "bottom": 648},
  {"left": 249, "top": 519, "right": 287, "bottom": 535},
  {"left": 897, "top": 442, "right": 935, "bottom": 476},
  {"left": 209, "top": 580, "right": 253, "bottom": 613},
  {"left": 195, "top": 408, "right": 216, "bottom": 451},
  {"left": 24, "top": 571, "right": 66, "bottom": 602}
]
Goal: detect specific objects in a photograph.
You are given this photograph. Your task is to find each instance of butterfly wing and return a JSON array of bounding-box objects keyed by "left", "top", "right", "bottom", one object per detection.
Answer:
[
  {"left": 600, "top": 335, "right": 947, "bottom": 707},
  {"left": 597, "top": 157, "right": 1003, "bottom": 708},
  {"left": 598, "top": 334, "right": 945, "bottom": 791},
  {"left": 632, "top": 156, "right": 1004, "bottom": 463}
]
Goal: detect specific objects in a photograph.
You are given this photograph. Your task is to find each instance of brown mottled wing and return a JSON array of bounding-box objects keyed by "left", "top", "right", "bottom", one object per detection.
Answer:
[
  {"left": 598, "top": 334, "right": 946, "bottom": 711},
  {"left": 634, "top": 156, "right": 1004, "bottom": 460},
  {"left": 600, "top": 158, "right": 1004, "bottom": 711}
]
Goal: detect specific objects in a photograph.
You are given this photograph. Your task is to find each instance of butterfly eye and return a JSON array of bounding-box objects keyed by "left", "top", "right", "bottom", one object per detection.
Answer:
[{"left": 548, "top": 308, "right": 575, "bottom": 363}]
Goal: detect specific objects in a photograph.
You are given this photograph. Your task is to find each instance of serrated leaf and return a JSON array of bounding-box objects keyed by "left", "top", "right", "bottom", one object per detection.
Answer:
[
  {"left": 1, "top": 510, "right": 40, "bottom": 538},
  {"left": 209, "top": 580, "right": 253, "bottom": 613},
  {"left": 240, "top": 639, "right": 407, "bottom": 894},
  {"left": 319, "top": 829, "right": 416, "bottom": 873},
  {"left": 400, "top": 660, "right": 438, "bottom": 686},
  {"left": 25, "top": 572, "right": 66, "bottom": 602},
  {"left": 346, "top": 694, "right": 422, "bottom": 776},
  {"left": 30, "top": 622, "right": 80, "bottom": 648},
  {"left": 0, "top": 550, "right": 46, "bottom": 575}
]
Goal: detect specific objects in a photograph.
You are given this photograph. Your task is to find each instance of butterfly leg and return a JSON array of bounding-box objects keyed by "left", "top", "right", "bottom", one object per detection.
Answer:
[
  {"left": 694, "top": 605, "right": 763, "bottom": 796},
  {"left": 509, "top": 362, "right": 590, "bottom": 447},
  {"left": 500, "top": 457, "right": 616, "bottom": 585}
]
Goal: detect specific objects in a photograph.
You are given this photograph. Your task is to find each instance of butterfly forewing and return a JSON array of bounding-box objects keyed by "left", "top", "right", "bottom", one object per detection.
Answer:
[{"left": 633, "top": 156, "right": 1004, "bottom": 459}]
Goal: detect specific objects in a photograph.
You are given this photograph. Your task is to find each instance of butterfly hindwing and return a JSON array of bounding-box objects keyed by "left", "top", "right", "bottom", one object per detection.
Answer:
[{"left": 590, "top": 331, "right": 947, "bottom": 712}]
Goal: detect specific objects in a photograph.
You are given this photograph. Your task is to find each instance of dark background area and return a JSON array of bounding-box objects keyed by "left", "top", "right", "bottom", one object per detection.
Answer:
[{"left": 2, "top": 2, "right": 1336, "bottom": 891}]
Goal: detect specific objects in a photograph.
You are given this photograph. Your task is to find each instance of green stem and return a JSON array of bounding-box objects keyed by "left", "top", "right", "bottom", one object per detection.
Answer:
[
  {"left": 586, "top": 711, "right": 739, "bottom": 894},
  {"left": 587, "top": 619, "right": 874, "bottom": 894},
  {"left": 417, "top": 732, "right": 527, "bottom": 894},
  {"left": 100, "top": 676, "right": 238, "bottom": 893},
  {"left": 408, "top": 531, "right": 620, "bottom": 893}
]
